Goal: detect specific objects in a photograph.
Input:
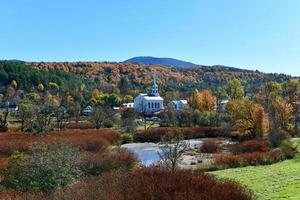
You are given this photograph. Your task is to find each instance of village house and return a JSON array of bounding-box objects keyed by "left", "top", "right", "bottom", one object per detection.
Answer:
[{"left": 172, "top": 100, "right": 188, "bottom": 112}]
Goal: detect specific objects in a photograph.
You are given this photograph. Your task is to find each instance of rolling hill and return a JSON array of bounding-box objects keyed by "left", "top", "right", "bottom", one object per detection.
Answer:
[
  {"left": 22, "top": 61, "right": 292, "bottom": 93},
  {"left": 125, "top": 56, "right": 198, "bottom": 67}
]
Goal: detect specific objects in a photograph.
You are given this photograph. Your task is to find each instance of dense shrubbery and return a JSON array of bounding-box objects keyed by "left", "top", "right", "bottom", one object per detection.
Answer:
[
  {"left": 2, "top": 142, "right": 81, "bottom": 192},
  {"left": 134, "top": 127, "right": 230, "bottom": 142},
  {"left": 120, "top": 133, "right": 134, "bottom": 144},
  {"left": 66, "top": 121, "right": 95, "bottom": 129},
  {"left": 213, "top": 150, "right": 283, "bottom": 169},
  {"left": 52, "top": 167, "right": 254, "bottom": 200},
  {"left": 0, "top": 129, "right": 120, "bottom": 156},
  {"left": 81, "top": 148, "right": 138, "bottom": 176},
  {"left": 199, "top": 140, "right": 220, "bottom": 153},
  {"left": 269, "top": 129, "right": 289, "bottom": 147},
  {"left": 280, "top": 139, "right": 298, "bottom": 159},
  {"left": 230, "top": 140, "right": 268, "bottom": 155}
]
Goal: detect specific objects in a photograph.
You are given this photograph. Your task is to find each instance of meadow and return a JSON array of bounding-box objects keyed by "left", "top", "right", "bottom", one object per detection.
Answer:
[{"left": 212, "top": 138, "right": 300, "bottom": 200}]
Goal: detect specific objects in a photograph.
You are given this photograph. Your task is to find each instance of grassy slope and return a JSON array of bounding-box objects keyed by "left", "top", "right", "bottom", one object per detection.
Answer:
[{"left": 212, "top": 138, "right": 300, "bottom": 200}]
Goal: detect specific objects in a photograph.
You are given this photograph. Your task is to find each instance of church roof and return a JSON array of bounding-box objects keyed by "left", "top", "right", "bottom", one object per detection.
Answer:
[{"left": 143, "top": 96, "right": 164, "bottom": 101}]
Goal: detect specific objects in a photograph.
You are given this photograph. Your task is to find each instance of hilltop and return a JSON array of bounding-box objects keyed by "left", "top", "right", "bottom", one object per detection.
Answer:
[{"left": 125, "top": 56, "right": 198, "bottom": 67}]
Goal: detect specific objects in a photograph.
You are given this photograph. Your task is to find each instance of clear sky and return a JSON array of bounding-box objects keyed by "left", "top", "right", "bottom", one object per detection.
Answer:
[{"left": 0, "top": 0, "right": 299, "bottom": 75}]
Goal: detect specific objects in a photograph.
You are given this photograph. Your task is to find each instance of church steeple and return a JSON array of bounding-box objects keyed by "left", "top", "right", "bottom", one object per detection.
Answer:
[{"left": 151, "top": 73, "right": 159, "bottom": 96}]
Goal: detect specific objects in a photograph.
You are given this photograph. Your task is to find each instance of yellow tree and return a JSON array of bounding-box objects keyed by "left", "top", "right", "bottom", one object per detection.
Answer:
[
  {"left": 11, "top": 80, "right": 18, "bottom": 89},
  {"left": 272, "top": 96, "right": 294, "bottom": 132},
  {"left": 282, "top": 79, "right": 300, "bottom": 131},
  {"left": 189, "top": 89, "right": 201, "bottom": 109},
  {"left": 253, "top": 105, "right": 269, "bottom": 139},
  {"left": 189, "top": 89, "right": 216, "bottom": 112},
  {"left": 227, "top": 99, "right": 269, "bottom": 139},
  {"left": 38, "top": 83, "right": 44, "bottom": 92},
  {"left": 226, "top": 78, "right": 245, "bottom": 100}
]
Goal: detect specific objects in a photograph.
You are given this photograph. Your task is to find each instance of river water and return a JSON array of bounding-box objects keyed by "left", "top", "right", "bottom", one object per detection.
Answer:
[{"left": 121, "top": 139, "right": 204, "bottom": 166}]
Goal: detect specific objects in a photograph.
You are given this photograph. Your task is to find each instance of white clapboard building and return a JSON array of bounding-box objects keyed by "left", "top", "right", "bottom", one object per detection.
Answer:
[{"left": 134, "top": 74, "right": 164, "bottom": 113}]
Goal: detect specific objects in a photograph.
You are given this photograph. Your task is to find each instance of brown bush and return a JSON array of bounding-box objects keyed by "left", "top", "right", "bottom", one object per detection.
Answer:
[
  {"left": 230, "top": 140, "right": 268, "bottom": 155},
  {"left": 52, "top": 167, "right": 254, "bottom": 200},
  {"left": 200, "top": 140, "right": 220, "bottom": 153},
  {"left": 213, "top": 149, "right": 283, "bottom": 169},
  {"left": 134, "top": 127, "right": 230, "bottom": 142},
  {"left": 81, "top": 148, "right": 138, "bottom": 176},
  {"left": 66, "top": 121, "right": 95, "bottom": 129},
  {"left": 0, "top": 129, "right": 120, "bottom": 156},
  {"left": 0, "top": 190, "right": 48, "bottom": 200}
]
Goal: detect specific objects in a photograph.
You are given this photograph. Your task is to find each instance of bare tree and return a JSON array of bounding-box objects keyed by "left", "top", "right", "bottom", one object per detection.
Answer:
[
  {"left": 137, "top": 102, "right": 158, "bottom": 130},
  {"left": 158, "top": 132, "right": 190, "bottom": 171},
  {"left": 55, "top": 107, "right": 69, "bottom": 131},
  {"left": 0, "top": 100, "right": 9, "bottom": 132},
  {"left": 90, "top": 106, "right": 116, "bottom": 129},
  {"left": 0, "top": 108, "right": 9, "bottom": 132}
]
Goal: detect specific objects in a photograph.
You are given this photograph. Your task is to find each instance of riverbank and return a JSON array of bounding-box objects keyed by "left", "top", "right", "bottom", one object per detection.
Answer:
[{"left": 121, "top": 138, "right": 231, "bottom": 168}]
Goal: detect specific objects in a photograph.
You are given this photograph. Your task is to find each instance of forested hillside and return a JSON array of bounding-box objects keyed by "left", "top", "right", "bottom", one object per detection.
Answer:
[
  {"left": 27, "top": 61, "right": 293, "bottom": 93},
  {"left": 0, "top": 60, "right": 294, "bottom": 94},
  {"left": 0, "top": 61, "right": 94, "bottom": 92}
]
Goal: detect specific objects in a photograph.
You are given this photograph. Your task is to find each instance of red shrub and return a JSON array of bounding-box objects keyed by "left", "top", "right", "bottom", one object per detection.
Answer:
[
  {"left": 230, "top": 140, "right": 268, "bottom": 155},
  {"left": 0, "top": 157, "right": 9, "bottom": 170},
  {"left": 134, "top": 127, "right": 230, "bottom": 142},
  {"left": 199, "top": 140, "right": 220, "bottom": 153},
  {"left": 66, "top": 121, "right": 95, "bottom": 129},
  {"left": 213, "top": 149, "right": 282, "bottom": 169},
  {"left": 52, "top": 168, "right": 254, "bottom": 200},
  {"left": 0, "top": 190, "right": 48, "bottom": 200},
  {"left": 0, "top": 129, "right": 120, "bottom": 156},
  {"left": 80, "top": 148, "right": 138, "bottom": 176}
]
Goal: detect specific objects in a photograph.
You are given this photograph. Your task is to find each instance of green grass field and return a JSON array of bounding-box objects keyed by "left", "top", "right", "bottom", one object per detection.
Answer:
[{"left": 212, "top": 138, "right": 300, "bottom": 200}]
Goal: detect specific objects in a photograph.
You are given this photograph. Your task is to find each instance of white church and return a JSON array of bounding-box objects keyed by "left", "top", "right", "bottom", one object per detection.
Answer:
[{"left": 134, "top": 74, "right": 164, "bottom": 114}]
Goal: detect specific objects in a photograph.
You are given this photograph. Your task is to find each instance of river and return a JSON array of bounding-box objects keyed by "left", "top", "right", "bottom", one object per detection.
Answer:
[{"left": 121, "top": 139, "right": 204, "bottom": 166}]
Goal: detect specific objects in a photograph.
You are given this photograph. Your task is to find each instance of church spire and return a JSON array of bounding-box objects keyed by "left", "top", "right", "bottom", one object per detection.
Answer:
[
  {"left": 151, "top": 73, "right": 159, "bottom": 96},
  {"left": 153, "top": 73, "right": 157, "bottom": 85}
]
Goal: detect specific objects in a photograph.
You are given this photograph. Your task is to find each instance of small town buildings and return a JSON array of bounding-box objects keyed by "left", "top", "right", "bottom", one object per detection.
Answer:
[
  {"left": 218, "top": 99, "right": 229, "bottom": 112},
  {"left": 134, "top": 74, "right": 164, "bottom": 114},
  {"left": 172, "top": 100, "right": 188, "bottom": 112},
  {"left": 82, "top": 105, "right": 93, "bottom": 115},
  {"left": 57, "top": 105, "right": 68, "bottom": 114},
  {"left": 122, "top": 102, "right": 134, "bottom": 109},
  {"left": 0, "top": 102, "right": 18, "bottom": 114}
]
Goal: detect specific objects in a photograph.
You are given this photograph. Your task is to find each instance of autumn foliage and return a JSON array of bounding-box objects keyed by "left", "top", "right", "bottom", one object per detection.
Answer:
[
  {"left": 199, "top": 140, "right": 220, "bottom": 153},
  {"left": 227, "top": 99, "right": 269, "bottom": 140},
  {"left": 134, "top": 127, "right": 230, "bottom": 142},
  {"left": 189, "top": 89, "right": 216, "bottom": 112},
  {"left": 52, "top": 167, "right": 254, "bottom": 200},
  {"left": 213, "top": 150, "right": 283, "bottom": 169},
  {"left": 80, "top": 148, "right": 138, "bottom": 176},
  {"left": 230, "top": 140, "right": 268, "bottom": 154},
  {"left": 0, "top": 129, "right": 120, "bottom": 156}
]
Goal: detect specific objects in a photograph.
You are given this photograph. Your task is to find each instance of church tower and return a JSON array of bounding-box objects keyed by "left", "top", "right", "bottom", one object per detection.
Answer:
[{"left": 151, "top": 73, "right": 159, "bottom": 96}]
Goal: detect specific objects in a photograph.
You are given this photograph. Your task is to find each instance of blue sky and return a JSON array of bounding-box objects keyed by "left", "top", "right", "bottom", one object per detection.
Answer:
[{"left": 0, "top": 0, "right": 299, "bottom": 75}]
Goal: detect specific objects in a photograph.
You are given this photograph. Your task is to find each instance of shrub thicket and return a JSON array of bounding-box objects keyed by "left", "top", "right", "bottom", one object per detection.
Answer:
[
  {"left": 2, "top": 142, "right": 81, "bottom": 192},
  {"left": 52, "top": 167, "right": 254, "bottom": 200},
  {"left": 230, "top": 140, "right": 268, "bottom": 155},
  {"left": 269, "top": 129, "right": 289, "bottom": 148},
  {"left": 80, "top": 148, "right": 138, "bottom": 176},
  {"left": 213, "top": 150, "right": 283, "bottom": 169},
  {"left": 134, "top": 127, "right": 229, "bottom": 143},
  {"left": 280, "top": 139, "right": 297, "bottom": 159},
  {"left": 0, "top": 129, "right": 120, "bottom": 156},
  {"left": 199, "top": 140, "right": 220, "bottom": 153}
]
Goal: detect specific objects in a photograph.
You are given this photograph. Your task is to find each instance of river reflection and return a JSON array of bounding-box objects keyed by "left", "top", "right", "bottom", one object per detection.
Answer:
[{"left": 121, "top": 139, "right": 203, "bottom": 166}]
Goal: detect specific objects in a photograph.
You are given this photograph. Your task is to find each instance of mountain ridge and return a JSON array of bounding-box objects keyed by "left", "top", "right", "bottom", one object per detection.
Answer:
[{"left": 125, "top": 56, "right": 198, "bottom": 67}]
